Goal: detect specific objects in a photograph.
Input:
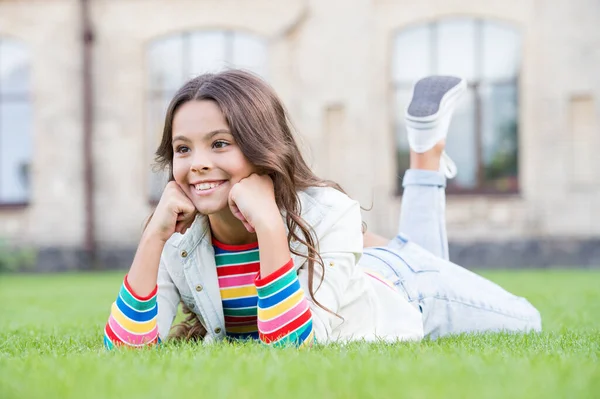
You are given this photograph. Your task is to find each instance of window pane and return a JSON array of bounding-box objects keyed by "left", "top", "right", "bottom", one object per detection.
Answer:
[
  {"left": 189, "top": 31, "right": 228, "bottom": 77},
  {"left": 148, "top": 35, "right": 184, "bottom": 93},
  {"left": 392, "top": 25, "right": 431, "bottom": 82},
  {"left": 446, "top": 88, "right": 477, "bottom": 190},
  {"left": 147, "top": 94, "right": 173, "bottom": 201},
  {"left": 481, "top": 83, "right": 519, "bottom": 192},
  {"left": 232, "top": 33, "right": 268, "bottom": 78},
  {"left": 0, "top": 101, "right": 32, "bottom": 202},
  {"left": 482, "top": 22, "right": 521, "bottom": 81},
  {"left": 0, "top": 40, "right": 31, "bottom": 95},
  {"left": 437, "top": 19, "right": 476, "bottom": 80}
]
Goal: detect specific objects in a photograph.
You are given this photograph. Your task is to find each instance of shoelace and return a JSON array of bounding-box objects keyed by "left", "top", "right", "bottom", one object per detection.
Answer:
[{"left": 440, "top": 151, "right": 457, "bottom": 179}]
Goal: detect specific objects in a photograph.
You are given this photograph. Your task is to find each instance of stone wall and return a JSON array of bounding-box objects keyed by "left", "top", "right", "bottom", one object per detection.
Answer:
[{"left": 0, "top": 0, "right": 598, "bottom": 266}]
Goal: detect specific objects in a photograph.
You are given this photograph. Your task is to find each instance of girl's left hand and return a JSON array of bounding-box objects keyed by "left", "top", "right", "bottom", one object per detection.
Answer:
[{"left": 228, "top": 174, "right": 281, "bottom": 233}]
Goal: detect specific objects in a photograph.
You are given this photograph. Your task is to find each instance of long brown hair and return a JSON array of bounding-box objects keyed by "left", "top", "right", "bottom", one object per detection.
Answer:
[{"left": 155, "top": 69, "right": 345, "bottom": 341}]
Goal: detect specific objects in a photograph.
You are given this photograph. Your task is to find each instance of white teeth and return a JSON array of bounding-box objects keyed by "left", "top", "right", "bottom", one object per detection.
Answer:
[{"left": 195, "top": 182, "right": 222, "bottom": 191}]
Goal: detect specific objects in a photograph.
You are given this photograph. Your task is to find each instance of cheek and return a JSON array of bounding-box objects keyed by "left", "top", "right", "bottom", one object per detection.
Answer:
[
  {"left": 235, "top": 155, "right": 257, "bottom": 176},
  {"left": 172, "top": 159, "right": 187, "bottom": 183},
  {"left": 230, "top": 163, "right": 256, "bottom": 183}
]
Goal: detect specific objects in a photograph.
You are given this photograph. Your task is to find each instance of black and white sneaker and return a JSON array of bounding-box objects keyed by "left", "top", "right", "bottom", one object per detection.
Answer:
[{"left": 405, "top": 76, "right": 466, "bottom": 179}]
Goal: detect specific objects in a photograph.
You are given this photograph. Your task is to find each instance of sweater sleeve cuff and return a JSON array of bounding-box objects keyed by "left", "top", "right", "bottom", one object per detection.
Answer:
[
  {"left": 124, "top": 274, "right": 158, "bottom": 300},
  {"left": 255, "top": 259, "right": 294, "bottom": 288}
]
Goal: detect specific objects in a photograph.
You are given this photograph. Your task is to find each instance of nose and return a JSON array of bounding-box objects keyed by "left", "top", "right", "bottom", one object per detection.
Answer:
[{"left": 190, "top": 148, "right": 213, "bottom": 173}]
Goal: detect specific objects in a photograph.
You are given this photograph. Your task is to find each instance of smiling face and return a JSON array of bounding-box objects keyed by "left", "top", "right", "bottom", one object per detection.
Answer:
[{"left": 171, "top": 100, "right": 256, "bottom": 215}]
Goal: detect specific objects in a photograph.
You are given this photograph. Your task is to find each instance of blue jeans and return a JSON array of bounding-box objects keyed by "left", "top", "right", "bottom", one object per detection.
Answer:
[{"left": 359, "top": 170, "right": 542, "bottom": 339}]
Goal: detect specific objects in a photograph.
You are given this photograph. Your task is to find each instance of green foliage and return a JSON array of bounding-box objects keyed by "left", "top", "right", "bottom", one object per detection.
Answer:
[
  {"left": 0, "top": 239, "right": 37, "bottom": 273},
  {"left": 0, "top": 270, "right": 599, "bottom": 398},
  {"left": 484, "top": 119, "right": 519, "bottom": 181}
]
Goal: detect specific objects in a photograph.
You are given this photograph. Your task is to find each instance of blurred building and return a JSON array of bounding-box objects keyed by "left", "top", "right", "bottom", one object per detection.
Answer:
[{"left": 0, "top": 0, "right": 599, "bottom": 269}]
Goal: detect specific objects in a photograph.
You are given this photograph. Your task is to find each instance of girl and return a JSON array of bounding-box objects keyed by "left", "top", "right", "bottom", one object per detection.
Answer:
[{"left": 104, "top": 71, "right": 541, "bottom": 348}]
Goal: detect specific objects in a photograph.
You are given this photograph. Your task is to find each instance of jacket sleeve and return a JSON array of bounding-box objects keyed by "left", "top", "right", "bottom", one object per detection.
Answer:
[
  {"left": 295, "top": 199, "right": 363, "bottom": 343},
  {"left": 104, "top": 256, "right": 180, "bottom": 349},
  {"left": 255, "top": 259, "right": 314, "bottom": 347}
]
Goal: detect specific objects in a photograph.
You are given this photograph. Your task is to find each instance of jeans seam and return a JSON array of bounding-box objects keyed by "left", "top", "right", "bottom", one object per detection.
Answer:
[
  {"left": 370, "top": 247, "right": 441, "bottom": 274},
  {"left": 417, "top": 295, "right": 539, "bottom": 322},
  {"left": 436, "top": 189, "right": 449, "bottom": 261},
  {"left": 362, "top": 251, "right": 402, "bottom": 279},
  {"left": 362, "top": 252, "right": 415, "bottom": 302}
]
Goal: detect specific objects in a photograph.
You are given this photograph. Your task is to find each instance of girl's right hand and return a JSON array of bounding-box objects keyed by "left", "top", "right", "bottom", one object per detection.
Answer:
[{"left": 145, "top": 181, "right": 197, "bottom": 242}]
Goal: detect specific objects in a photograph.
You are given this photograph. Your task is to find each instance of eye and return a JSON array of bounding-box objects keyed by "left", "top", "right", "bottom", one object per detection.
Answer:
[
  {"left": 212, "top": 140, "right": 229, "bottom": 149},
  {"left": 175, "top": 145, "right": 190, "bottom": 154}
]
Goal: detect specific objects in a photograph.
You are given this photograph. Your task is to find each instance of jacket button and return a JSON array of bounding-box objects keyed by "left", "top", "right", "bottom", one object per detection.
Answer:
[
  {"left": 329, "top": 261, "right": 335, "bottom": 267},
  {"left": 189, "top": 303, "right": 195, "bottom": 309},
  {"left": 195, "top": 284, "right": 203, "bottom": 292},
  {"left": 181, "top": 250, "right": 188, "bottom": 258},
  {"left": 214, "top": 327, "right": 222, "bottom": 334}
]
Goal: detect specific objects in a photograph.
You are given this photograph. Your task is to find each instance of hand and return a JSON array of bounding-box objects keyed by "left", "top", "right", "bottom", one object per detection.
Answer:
[
  {"left": 228, "top": 174, "right": 281, "bottom": 233},
  {"left": 145, "top": 181, "right": 197, "bottom": 242}
]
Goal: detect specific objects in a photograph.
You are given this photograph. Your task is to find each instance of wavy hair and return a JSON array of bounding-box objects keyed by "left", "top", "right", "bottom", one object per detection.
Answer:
[{"left": 153, "top": 69, "right": 345, "bottom": 341}]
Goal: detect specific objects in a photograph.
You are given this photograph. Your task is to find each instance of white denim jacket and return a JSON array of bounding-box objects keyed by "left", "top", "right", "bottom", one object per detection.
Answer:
[{"left": 156, "top": 186, "right": 424, "bottom": 344}]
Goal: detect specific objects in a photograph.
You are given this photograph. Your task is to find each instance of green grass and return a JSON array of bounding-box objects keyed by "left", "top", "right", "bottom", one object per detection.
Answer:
[{"left": 0, "top": 270, "right": 598, "bottom": 398}]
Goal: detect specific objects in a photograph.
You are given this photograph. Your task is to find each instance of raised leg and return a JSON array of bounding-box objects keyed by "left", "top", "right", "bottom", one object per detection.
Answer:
[
  {"left": 392, "top": 76, "right": 466, "bottom": 260},
  {"left": 396, "top": 169, "right": 448, "bottom": 259}
]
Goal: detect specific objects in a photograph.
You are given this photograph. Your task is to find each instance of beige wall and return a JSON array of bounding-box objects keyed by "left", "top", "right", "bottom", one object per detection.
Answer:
[
  {"left": 0, "top": 0, "right": 84, "bottom": 246},
  {"left": 0, "top": 0, "right": 599, "bottom": 249}
]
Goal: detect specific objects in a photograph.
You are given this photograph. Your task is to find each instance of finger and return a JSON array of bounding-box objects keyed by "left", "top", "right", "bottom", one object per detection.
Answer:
[
  {"left": 174, "top": 180, "right": 193, "bottom": 199},
  {"left": 228, "top": 195, "right": 243, "bottom": 221},
  {"left": 229, "top": 202, "right": 254, "bottom": 232},
  {"left": 174, "top": 221, "right": 183, "bottom": 234},
  {"left": 171, "top": 183, "right": 197, "bottom": 212},
  {"left": 177, "top": 198, "right": 197, "bottom": 218},
  {"left": 243, "top": 221, "right": 255, "bottom": 233},
  {"left": 177, "top": 213, "right": 197, "bottom": 235},
  {"left": 231, "top": 206, "right": 248, "bottom": 225},
  {"left": 175, "top": 211, "right": 194, "bottom": 228},
  {"left": 228, "top": 183, "right": 254, "bottom": 232},
  {"left": 181, "top": 209, "right": 196, "bottom": 222},
  {"left": 233, "top": 210, "right": 254, "bottom": 233},
  {"left": 183, "top": 218, "right": 195, "bottom": 231}
]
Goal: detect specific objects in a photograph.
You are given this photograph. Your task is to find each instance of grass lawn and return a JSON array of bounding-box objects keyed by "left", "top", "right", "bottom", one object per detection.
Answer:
[{"left": 0, "top": 270, "right": 598, "bottom": 398}]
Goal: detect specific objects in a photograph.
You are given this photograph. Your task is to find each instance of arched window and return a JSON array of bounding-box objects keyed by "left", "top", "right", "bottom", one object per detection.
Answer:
[
  {"left": 392, "top": 19, "right": 521, "bottom": 193},
  {"left": 146, "top": 30, "right": 268, "bottom": 200},
  {"left": 0, "top": 38, "right": 32, "bottom": 204}
]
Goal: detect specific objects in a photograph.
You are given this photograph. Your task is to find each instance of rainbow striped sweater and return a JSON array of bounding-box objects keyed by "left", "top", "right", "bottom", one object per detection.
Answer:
[{"left": 104, "top": 240, "right": 314, "bottom": 348}]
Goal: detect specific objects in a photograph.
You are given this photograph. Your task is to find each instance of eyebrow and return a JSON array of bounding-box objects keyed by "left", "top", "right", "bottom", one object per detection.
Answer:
[{"left": 172, "top": 129, "right": 232, "bottom": 144}]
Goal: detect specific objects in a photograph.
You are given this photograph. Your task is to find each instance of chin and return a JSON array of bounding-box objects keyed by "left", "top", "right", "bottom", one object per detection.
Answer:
[{"left": 193, "top": 201, "right": 228, "bottom": 216}]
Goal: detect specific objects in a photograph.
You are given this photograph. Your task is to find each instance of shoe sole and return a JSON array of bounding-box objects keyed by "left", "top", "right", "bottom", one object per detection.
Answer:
[{"left": 405, "top": 76, "right": 466, "bottom": 128}]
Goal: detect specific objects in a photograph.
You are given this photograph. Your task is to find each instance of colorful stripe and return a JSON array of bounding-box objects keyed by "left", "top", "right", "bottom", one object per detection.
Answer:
[
  {"left": 219, "top": 273, "right": 257, "bottom": 287},
  {"left": 363, "top": 270, "right": 397, "bottom": 291},
  {"left": 214, "top": 238, "right": 313, "bottom": 347},
  {"left": 258, "top": 299, "right": 309, "bottom": 332},
  {"left": 104, "top": 275, "right": 159, "bottom": 349},
  {"left": 256, "top": 259, "right": 314, "bottom": 347},
  {"left": 214, "top": 239, "right": 261, "bottom": 340}
]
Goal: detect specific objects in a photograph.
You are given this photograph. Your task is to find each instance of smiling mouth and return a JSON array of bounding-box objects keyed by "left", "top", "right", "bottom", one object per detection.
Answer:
[{"left": 192, "top": 181, "right": 227, "bottom": 193}]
